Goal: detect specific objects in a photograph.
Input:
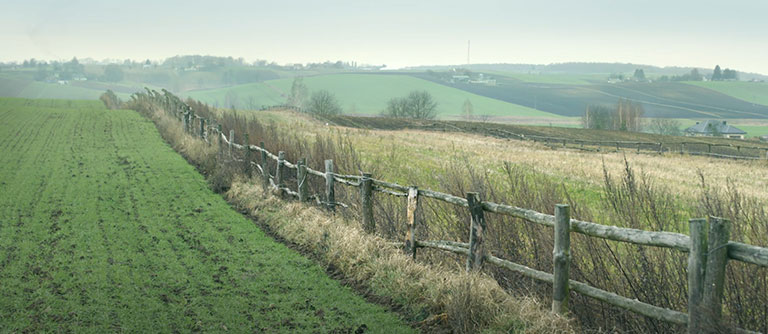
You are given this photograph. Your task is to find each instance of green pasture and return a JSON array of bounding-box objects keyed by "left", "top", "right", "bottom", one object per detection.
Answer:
[
  {"left": 0, "top": 98, "right": 413, "bottom": 333},
  {"left": 685, "top": 81, "right": 768, "bottom": 106}
]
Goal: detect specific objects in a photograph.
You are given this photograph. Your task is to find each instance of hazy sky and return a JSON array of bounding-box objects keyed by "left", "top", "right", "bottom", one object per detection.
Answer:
[{"left": 2, "top": 0, "right": 767, "bottom": 74}]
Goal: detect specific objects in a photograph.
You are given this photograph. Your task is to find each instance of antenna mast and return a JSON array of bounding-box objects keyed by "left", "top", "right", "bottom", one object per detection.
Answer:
[{"left": 467, "top": 40, "right": 470, "bottom": 65}]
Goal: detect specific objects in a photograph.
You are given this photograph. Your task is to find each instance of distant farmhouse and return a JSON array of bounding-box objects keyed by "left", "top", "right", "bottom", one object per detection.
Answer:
[{"left": 684, "top": 120, "right": 746, "bottom": 139}]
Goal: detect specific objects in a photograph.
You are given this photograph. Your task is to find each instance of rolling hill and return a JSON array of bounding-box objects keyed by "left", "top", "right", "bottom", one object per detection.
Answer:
[{"left": 186, "top": 73, "right": 564, "bottom": 120}]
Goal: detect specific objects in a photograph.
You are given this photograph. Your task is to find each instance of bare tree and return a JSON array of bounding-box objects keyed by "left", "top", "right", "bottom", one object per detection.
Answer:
[
  {"left": 463, "top": 99, "right": 474, "bottom": 120},
  {"left": 407, "top": 91, "right": 438, "bottom": 120},
  {"left": 308, "top": 90, "right": 342, "bottom": 116},
  {"left": 648, "top": 119, "right": 681, "bottom": 136},
  {"left": 383, "top": 90, "right": 438, "bottom": 120},
  {"left": 288, "top": 76, "right": 308, "bottom": 110}
]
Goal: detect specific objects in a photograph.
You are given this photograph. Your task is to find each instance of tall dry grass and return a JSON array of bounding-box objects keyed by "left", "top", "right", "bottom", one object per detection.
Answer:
[{"left": 129, "top": 92, "right": 767, "bottom": 333}]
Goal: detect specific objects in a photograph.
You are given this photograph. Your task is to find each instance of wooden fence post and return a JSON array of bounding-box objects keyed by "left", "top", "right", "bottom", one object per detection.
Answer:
[
  {"left": 702, "top": 217, "right": 731, "bottom": 332},
  {"left": 687, "top": 218, "right": 708, "bottom": 334},
  {"left": 325, "top": 159, "right": 335, "bottom": 212},
  {"left": 708, "top": 144, "right": 712, "bottom": 153},
  {"left": 244, "top": 134, "right": 252, "bottom": 178},
  {"left": 552, "top": 204, "right": 571, "bottom": 314},
  {"left": 404, "top": 187, "right": 420, "bottom": 259},
  {"left": 658, "top": 142, "right": 663, "bottom": 154},
  {"left": 297, "top": 158, "right": 308, "bottom": 202},
  {"left": 217, "top": 125, "right": 224, "bottom": 154},
  {"left": 260, "top": 142, "right": 269, "bottom": 191},
  {"left": 360, "top": 173, "right": 374, "bottom": 233},
  {"left": 228, "top": 130, "right": 235, "bottom": 159},
  {"left": 681, "top": 142, "right": 686, "bottom": 154},
  {"left": 276, "top": 151, "right": 285, "bottom": 195},
  {"left": 466, "top": 192, "right": 486, "bottom": 272}
]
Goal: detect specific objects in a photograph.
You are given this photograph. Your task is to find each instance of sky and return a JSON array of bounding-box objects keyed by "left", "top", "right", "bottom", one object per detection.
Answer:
[{"left": 2, "top": 0, "right": 767, "bottom": 74}]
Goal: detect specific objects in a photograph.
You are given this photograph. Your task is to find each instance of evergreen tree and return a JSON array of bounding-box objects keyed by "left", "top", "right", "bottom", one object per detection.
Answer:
[{"left": 712, "top": 65, "right": 722, "bottom": 81}]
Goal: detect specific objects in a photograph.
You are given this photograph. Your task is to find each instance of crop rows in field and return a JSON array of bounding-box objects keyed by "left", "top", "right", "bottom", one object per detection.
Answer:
[{"left": 0, "top": 98, "right": 412, "bottom": 333}]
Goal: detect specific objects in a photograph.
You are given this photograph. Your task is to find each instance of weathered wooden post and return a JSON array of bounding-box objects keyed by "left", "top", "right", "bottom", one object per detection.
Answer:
[
  {"left": 708, "top": 144, "right": 712, "bottom": 153},
  {"left": 260, "top": 142, "right": 269, "bottom": 191},
  {"left": 552, "top": 204, "right": 571, "bottom": 314},
  {"left": 325, "top": 160, "right": 335, "bottom": 212},
  {"left": 297, "top": 158, "right": 308, "bottom": 202},
  {"left": 404, "top": 187, "right": 420, "bottom": 259},
  {"left": 681, "top": 142, "right": 686, "bottom": 154},
  {"left": 360, "top": 173, "right": 375, "bottom": 233},
  {"left": 182, "top": 112, "right": 189, "bottom": 133},
  {"left": 687, "top": 218, "right": 708, "bottom": 334},
  {"left": 658, "top": 142, "right": 663, "bottom": 154},
  {"left": 465, "top": 192, "right": 486, "bottom": 272},
  {"left": 244, "top": 134, "right": 252, "bottom": 178},
  {"left": 702, "top": 217, "right": 731, "bottom": 332},
  {"left": 228, "top": 130, "right": 235, "bottom": 159},
  {"left": 217, "top": 125, "right": 224, "bottom": 154},
  {"left": 615, "top": 142, "right": 620, "bottom": 151},
  {"left": 276, "top": 151, "right": 285, "bottom": 195}
]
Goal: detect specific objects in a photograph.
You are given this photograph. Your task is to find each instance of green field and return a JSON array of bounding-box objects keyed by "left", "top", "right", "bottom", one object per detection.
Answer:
[
  {"left": 0, "top": 98, "right": 413, "bottom": 333},
  {"left": 686, "top": 81, "right": 768, "bottom": 106},
  {"left": 484, "top": 71, "right": 603, "bottom": 85},
  {"left": 187, "top": 73, "right": 564, "bottom": 119}
]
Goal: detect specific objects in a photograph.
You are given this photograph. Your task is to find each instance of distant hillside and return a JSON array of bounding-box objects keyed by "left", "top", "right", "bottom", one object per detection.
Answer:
[
  {"left": 410, "top": 72, "right": 768, "bottom": 119},
  {"left": 186, "top": 74, "right": 563, "bottom": 120},
  {"left": 407, "top": 62, "right": 768, "bottom": 81}
]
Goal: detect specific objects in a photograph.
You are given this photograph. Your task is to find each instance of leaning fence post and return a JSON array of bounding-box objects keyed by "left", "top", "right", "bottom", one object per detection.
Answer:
[
  {"left": 260, "top": 142, "right": 269, "bottom": 191},
  {"left": 404, "top": 187, "right": 420, "bottom": 259},
  {"left": 182, "top": 112, "right": 189, "bottom": 133},
  {"left": 297, "top": 158, "right": 308, "bottom": 202},
  {"left": 244, "top": 134, "right": 252, "bottom": 178},
  {"left": 552, "top": 204, "right": 571, "bottom": 314},
  {"left": 228, "top": 130, "right": 235, "bottom": 158},
  {"left": 702, "top": 216, "right": 731, "bottom": 332},
  {"left": 687, "top": 218, "right": 708, "bottom": 334},
  {"left": 324, "top": 160, "right": 335, "bottom": 212},
  {"left": 360, "top": 173, "right": 375, "bottom": 233},
  {"left": 466, "top": 192, "right": 486, "bottom": 272},
  {"left": 276, "top": 151, "right": 285, "bottom": 195}
]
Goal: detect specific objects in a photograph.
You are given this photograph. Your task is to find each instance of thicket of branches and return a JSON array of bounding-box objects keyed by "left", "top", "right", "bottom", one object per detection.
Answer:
[
  {"left": 582, "top": 98, "right": 644, "bottom": 131},
  {"left": 382, "top": 90, "right": 438, "bottom": 120}
]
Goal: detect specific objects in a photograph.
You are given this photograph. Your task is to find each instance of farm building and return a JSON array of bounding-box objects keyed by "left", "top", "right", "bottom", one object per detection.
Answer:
[{"left": 684, "top": 120, "right": 746, "bottom": 139}]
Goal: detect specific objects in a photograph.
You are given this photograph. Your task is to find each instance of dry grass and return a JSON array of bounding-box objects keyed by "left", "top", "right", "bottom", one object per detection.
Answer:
[
  {"left": 129, "top": 95, "right": 767, "bottom": 333},
  {"left": 227, "top": 180, "right": 575, "bottom": 334}
]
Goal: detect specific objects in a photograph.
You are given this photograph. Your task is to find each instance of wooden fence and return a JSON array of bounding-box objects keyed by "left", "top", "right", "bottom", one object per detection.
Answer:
[
  {"left": 485, "top": 128, "right": 768, "bottom": 160},
  {"left": 135, "top": 89, "right": 768, "bottom": 333}
]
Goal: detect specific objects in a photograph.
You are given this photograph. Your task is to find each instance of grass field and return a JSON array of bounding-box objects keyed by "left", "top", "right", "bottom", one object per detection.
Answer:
[
  {"left": 187, "top": 73, "right": 564, "bottom": 120},
  {"left": 0, "top": 98, "right": 413, "bottom": 333},
  {"left": 686, "top": 81, "right": 768, "bottom": 106},
  {"left": 416, "top": 74, "right": 768, "bottom": 119}
]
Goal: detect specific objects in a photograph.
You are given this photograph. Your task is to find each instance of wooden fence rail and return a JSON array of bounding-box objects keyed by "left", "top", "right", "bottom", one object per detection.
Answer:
[
  {"left": 485, "top": 128, "right": 768, "bottom": 160},
  {"left": 134, "top": 89, "right": 767, "bottom": 333}
]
